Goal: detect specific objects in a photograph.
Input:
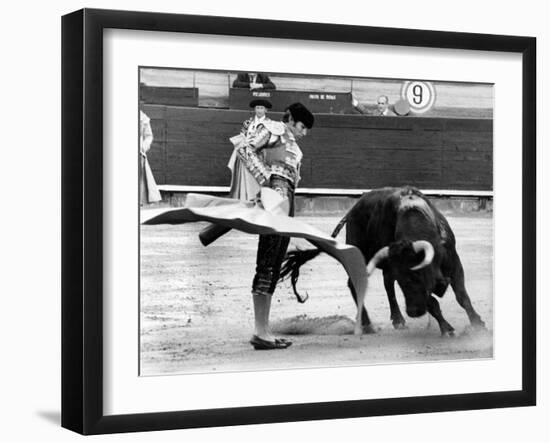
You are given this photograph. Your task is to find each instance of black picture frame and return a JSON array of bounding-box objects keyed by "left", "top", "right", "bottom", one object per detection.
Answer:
[{"left": 61, "top": 8, "right": 536, "bottom": 435}]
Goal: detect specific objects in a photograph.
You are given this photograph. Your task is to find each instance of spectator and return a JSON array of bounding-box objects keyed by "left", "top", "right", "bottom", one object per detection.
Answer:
[
  {"left": 228, "top": 99, "right": 274, "bottom": 201},
  {"left": 139, "top": 110, "right": 162, "bottom": 205},
  {"left": 351, "top": 94, "right": 397, "bottom": 116},
  {"left": 232, "top": 72, "right": 276, "bottom": 90},
  {"left": 240, "top": 99, "right": 273, "bottom": 138},
  {"left": 375, "top": 94, "right": 396, "bottom": 116}
]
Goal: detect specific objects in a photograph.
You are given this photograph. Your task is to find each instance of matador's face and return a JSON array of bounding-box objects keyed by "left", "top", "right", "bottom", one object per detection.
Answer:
[{"left": 289, "top": 121, "right": 308, "bottom": 140}]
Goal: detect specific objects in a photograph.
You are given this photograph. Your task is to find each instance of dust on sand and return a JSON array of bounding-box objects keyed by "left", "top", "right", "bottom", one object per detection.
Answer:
[{"left": 140, "top": 214, "right": 493, "bottom": 375}]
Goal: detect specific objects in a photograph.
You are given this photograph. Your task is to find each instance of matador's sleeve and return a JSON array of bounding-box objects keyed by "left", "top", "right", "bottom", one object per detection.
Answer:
[
  {"left": 240, "top": 117, "right": 253, "bottom": 135},
  {"left": 248, "top": 126, "right": 272, "bottom": 150},
  {"left": 236, "top": 126, "right": 272, "bottom": 185}
]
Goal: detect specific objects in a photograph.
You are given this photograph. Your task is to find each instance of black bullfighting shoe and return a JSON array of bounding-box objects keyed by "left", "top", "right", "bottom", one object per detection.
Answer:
[{"left": 250, "top": 335, "right": 292, "bottom": 350}]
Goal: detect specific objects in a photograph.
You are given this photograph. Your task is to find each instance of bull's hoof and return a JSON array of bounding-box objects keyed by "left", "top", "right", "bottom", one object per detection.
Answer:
[
  {"left": 441, "top": 329, "right": 455, "bottom": 338},
  {"left": 471, "top": 319, "right": 487, "bottom": 330},
  {"left": 355, "top": 324, "right": 379, "bottom": 335},
  {"left": 363, "top": 324, "right": 379, "bottom": 334},
  {"left": 392, "top": 320, "right": 407, "bottom": 330},
  {"left": 461, "top": 323, "right": 490, "bottom": 337}
]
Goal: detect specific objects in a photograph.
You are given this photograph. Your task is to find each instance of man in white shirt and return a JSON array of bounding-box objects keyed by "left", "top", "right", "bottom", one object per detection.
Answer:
[
  {"left": 376, "top": 94, "right": 396, "bottom": 116},
  {"left": 351, "top": 94, "right": 397, "bottom": 116},
  {"left": 232, "top": 72, "right": 276, "bottom": 90}
]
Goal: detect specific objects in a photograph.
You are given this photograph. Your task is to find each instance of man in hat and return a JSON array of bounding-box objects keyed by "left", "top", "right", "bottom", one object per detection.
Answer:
[
  {"left": 241, "top": 98, "right": 273, "bottom": 139},
  {"left": 225, "top": 99, "right": 274, "bottom": 202},
  {"left": 238, "top": 102, "right": 315, "bottom": 350}
]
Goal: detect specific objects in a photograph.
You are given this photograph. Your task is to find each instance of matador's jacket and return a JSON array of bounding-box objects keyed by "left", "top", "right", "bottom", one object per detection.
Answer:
[
  {"left": 198, "top": 120, "right": 302, "bottom": 247},
  {"left": 240, "top": 115, "right": 270, "bottom": 138},
  {"left": 237, "top": 120, "right": 303, "bottom": 189}
]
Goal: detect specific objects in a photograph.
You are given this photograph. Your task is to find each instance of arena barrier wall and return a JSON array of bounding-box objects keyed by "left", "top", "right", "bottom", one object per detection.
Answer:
[{"left": 143, "top": 105, "right": 493, "bottom": 192}]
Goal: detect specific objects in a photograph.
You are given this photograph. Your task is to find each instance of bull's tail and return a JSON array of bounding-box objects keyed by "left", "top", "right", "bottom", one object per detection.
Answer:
[
  {"left": 279, "top": 213, "right": 348, "bottom": 303},
  {"left": 331, "top": 213, "right": 348, "bottom": 238},
  {"left": 279, "top": 248, "right": 323, "bottom": 303}
]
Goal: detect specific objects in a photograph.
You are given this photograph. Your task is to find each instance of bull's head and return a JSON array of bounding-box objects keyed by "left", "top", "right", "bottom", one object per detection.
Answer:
[{"left": 367, "top": 240, "right": 435, "bottom": 317}]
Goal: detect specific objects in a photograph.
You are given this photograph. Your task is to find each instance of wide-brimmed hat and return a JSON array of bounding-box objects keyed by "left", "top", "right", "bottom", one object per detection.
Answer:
[
  {"left": 286, "top": 102, "right": 314, "bottom": 129},
  {"left": 249, "top": 99, "right": 272, "bottom": 109}
]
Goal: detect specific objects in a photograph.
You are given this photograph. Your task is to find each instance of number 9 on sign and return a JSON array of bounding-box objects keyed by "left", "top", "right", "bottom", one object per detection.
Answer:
[{"left": 401, "top": 81, "right": 436, "bottom": 113}]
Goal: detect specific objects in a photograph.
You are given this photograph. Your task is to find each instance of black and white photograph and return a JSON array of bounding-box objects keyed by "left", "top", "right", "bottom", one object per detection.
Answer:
[
  {"left": 2, "top": 0, "right": 544, "bottom": 440},
  {"left": 139, "top": 68, "right": 494, "bottom": 376}
]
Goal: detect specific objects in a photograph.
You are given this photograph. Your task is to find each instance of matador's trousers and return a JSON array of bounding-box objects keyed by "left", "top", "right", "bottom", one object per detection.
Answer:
[{"left": 252, "top": 176, "right": 295, "bottom": 296}]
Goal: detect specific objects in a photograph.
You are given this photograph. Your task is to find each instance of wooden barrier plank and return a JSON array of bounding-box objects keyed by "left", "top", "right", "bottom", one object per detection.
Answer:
[
  {"left": 317, "top": 114, "right": 452, "bottom": 131},
  {"left": 140, "top": 86, "right": 199, "bottom": 107},
  {"left": 157, "top": 184, "right": 494, "bottom": 197},
  {"left": 308, "top": 129, "right": 443, "bottom": 151},
  {"left": 444, "top": 118, "right": 493, "bottom": 132},
  {"left": 443, "top": 132, "right": 493, "bottom": 152},
  {"left": 164, "top": 106, "right": 250, "bottom": 123},
  {"left": 309, "top": 166, "right": 442, "bottom": 189},
  {"left": 443, "top": 152, "right": 493, "bottom": 163},
  {"left": 229, "top": 88, "right": 355, "bottom": 114},
  {"left": 139, "top": 106, "right": 493, "bottom": 191},
  {"left": 141, "top": 104, "right": 167, "bottom": 119}
]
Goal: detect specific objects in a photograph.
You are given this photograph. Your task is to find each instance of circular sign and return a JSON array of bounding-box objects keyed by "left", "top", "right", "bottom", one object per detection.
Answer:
[
  {"left": 400, "top": 81, "right": 436, "bottom": 113},
  {"left": 393, "top": 99, "right": 411, "bottom": 116}
]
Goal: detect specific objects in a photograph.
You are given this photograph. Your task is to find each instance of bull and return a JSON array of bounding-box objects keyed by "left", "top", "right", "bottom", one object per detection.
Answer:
[{"left": 280, "top": 186, "right": 486, "bottom": 336}]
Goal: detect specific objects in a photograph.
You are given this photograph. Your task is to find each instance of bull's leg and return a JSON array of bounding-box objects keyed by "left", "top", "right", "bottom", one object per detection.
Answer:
[
  {"left": 427, "top": 296, "right": 455, "bottom": 337},
  {"left": 383, "top": 271, "right": 406, "bottom": 329},
  {"left": 450, "top": 257, "right": 486, "bottom": 329},
  {"left": 347, "top": 278, "right": 377, "bottom": 334},
  {"left": 432, "top": 277, "right": 450, "bottom": 298}
]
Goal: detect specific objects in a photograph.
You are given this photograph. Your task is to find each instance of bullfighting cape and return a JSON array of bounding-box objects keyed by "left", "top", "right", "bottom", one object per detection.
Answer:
[
  {"left": 200, "top": 121, "right": 292, "bottom": 246},
  {"left": 227, "top": 133, "right": 262, "bottom": 201},
  {"left": 142, "top": 190, "right": 368, "bottom": 331}
]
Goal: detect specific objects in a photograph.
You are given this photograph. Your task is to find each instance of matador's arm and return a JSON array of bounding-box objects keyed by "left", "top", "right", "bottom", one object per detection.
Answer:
[{"left": 236, "top": 125, "right": 272, "bottom": 185}]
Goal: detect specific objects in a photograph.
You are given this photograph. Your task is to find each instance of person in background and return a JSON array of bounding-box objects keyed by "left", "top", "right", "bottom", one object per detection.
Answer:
[
  {"left": 232, "top": 72, "right": 276, "bottom": 90},
  {"left": 239, "top": 102, "right": 314, "bottom": 350},
  {"left": 228, "top": 99, "right": 273, "bottom": 201},
  {"left": 139, "top": 109, "right": 162, "bottom": 205},
  {"left": 351, "top": 94, "right": 396, "bottom": 116},
  {"left": 241, "top": 99, "right": 272, "bottom": 138},
  {"left": 375, "top": 94, "right": 396, "bottom": 116}
]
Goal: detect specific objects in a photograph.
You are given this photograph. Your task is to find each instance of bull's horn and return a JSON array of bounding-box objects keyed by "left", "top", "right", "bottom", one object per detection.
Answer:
[
  {"left": 410, "top": 240, "right": 435, "bottom": 271},
  {"left": 366, "top": 246, "right": 389, "bottom": 275}
]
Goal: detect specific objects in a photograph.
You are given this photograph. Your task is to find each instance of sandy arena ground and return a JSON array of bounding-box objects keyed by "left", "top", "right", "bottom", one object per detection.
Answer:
[{"left": 140, "top": 213, "right": 493, "bottom": 376}]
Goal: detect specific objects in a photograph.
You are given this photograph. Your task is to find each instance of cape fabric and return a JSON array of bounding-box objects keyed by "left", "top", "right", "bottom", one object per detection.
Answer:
[
  {"left": 142, "top": 193, "right": 368, "bottom": 331},
  {"left": 227, "top": 134, "right": 261, "bottom": 202}
]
